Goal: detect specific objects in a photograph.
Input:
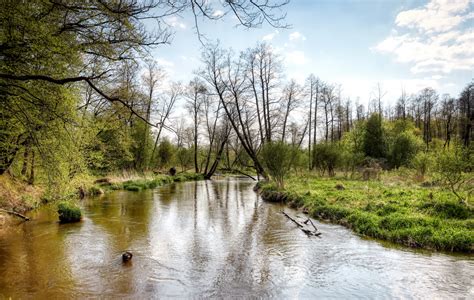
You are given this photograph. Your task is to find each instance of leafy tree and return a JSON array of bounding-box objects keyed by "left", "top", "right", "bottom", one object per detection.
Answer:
[
  {"left": 156, "top": 138, "right": 175, "bottom": 169},
  {"left": 364, "top": 113, "right": 386, "bottom": 158},
  {"left": 176, "top": 147, "right": 193, "bottom": 172},
  {"left": 389, "top": 132, "right": 421, "bottom": 168}
]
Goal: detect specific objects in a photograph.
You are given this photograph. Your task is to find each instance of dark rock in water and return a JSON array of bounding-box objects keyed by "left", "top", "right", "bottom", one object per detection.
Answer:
[
  {"left": 122, "top": 251, "right": 133, "bottom": 262},
  {"left": 169, "top": 167, "right": 177, "bottom": 176}
]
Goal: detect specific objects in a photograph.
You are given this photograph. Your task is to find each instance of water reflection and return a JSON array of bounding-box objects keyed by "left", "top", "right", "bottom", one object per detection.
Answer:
[{"left": 0, "top": 178, "right": 473, "bottom": 298}]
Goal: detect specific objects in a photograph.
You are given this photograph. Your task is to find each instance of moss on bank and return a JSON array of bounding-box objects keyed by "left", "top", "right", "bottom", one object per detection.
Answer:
[
  {"left": 257, "top": 176, "right": 473, "bottom": 253},
  {"left": 57, "top": 201, "right": 82, "bottom": 223}
]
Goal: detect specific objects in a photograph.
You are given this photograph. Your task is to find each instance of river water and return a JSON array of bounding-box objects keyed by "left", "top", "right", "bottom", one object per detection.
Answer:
[{"left": 0, "top": 178, "right": 473, "bottom": 298}]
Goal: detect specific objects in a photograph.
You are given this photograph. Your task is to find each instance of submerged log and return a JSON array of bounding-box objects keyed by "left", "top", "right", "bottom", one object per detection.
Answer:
[
  {"left": 281, "top": 211, "right": 321, "bottom": 237},
  {"left": 0, "top": 208, "right": 30, "bottom": 221}
]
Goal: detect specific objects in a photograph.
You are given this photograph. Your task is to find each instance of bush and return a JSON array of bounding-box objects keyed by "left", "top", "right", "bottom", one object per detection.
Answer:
[
  {"left": 389, "top": 131, "right": 420, "bottom": 168},
  {"left": 125, "top": 185, "right": 141, "bottom": 191},
  {"left": 436, "top": 146, "right": 472, "bottom": 203},
  {"left": 88, "top": 186, "right": 104, "bottom": 196},
  {"left": 412, "top": 151, "right": 432, "bottom": 178},
  {"left": 57, "top": 201, "right": 82, "bottom": 223},
  {"left": 260, "top": 141, "right": 295, "bottom": 188},
  {"left": 312, "top": 143, "right": 341, "bottom": 176}
]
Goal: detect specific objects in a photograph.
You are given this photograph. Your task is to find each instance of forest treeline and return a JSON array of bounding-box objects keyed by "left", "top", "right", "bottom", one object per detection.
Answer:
[{"left": 0, "top": 1, "right": 472, "bottom": 200}]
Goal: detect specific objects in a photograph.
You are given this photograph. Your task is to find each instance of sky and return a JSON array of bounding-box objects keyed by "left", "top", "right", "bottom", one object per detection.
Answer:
[{"left": 149, "top": 0, "right": 473, "bottom": 107}]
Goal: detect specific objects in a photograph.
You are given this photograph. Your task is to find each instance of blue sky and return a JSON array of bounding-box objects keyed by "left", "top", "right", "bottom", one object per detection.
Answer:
[{"left": 149, "top": 0, "right": 473, "bottom": 106}]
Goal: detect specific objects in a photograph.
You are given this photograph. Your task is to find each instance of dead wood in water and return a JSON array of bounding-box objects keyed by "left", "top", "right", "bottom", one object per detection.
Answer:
[
  {"left": 282, "top": 211, "right": 303, "bottom": 227},
  {"left": 303, "top": 217, "right": 318, "bottom": 232},
  {"left": 281, "top": 211, "right": 321, "bottom": 237},
  {"left": 0, "top": 208, "right": 30, "bottom": 221}
]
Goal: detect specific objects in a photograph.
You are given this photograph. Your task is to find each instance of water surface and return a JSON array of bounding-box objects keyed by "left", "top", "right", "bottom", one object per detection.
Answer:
[{"left": 0, "top": 178, "right": 472, "bottom": 298}]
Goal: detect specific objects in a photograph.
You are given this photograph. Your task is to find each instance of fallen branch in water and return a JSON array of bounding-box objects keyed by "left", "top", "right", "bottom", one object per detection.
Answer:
[
  {"left": 282, "top": 210, "right": 303, "bottom": 227},
  {"left": 303, "top": 217, "right": 318, "bottom": 232},
  {"left": 281, "top": 211, "right": 321, "bottom": 237},
  {"left": 0, "top": 208, "right": 30, "bottom": 221}
]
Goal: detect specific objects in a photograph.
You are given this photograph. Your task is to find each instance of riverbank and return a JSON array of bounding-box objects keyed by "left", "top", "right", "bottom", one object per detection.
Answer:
[
  {"left": 0, "top": 172, "right": 204, "bottom": 218},
  {"left": 257, "top": 175, "right": 473, "bottom": 253}
]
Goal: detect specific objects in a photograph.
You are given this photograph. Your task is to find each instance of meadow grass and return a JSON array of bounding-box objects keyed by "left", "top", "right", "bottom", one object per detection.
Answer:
[{"left": 258, "top": 175, "right": 473, "bottom": 253}]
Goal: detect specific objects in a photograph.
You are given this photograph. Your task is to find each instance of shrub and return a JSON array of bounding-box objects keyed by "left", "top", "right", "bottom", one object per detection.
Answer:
[
  {"left": 312, "top": 142, "right": 340, "bottom": 177},
  {"left": 123, "top": 184, "right": 141, "bottom": 191},
  {"left": 412, "top": 151, "right": 432, "bottom": 178},
  {"left": 88, "top": 186, "right": 104, "bottom": 196},
  {"left": 389, "top": 131, "right": 421, "bottom": 168},
  {"left": 260, "top": 141, "right": 295, "bottom": 188},
  {"left": 57, "top": 201, "right": 82, "bottom": 223},
  {"left": 436, "top": 146, "right": 472, "bottom": 204}
]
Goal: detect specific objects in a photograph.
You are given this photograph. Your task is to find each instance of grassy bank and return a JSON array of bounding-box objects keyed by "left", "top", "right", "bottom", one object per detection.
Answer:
[
  {"left": 257, "top": 175, "right": 473, "bottom": 253},
  {"left": 0, "top": 172, "right": 205, "bottom": 214},
  {"left": 96, "top": 173, "right": 205, "bottom": 192}
]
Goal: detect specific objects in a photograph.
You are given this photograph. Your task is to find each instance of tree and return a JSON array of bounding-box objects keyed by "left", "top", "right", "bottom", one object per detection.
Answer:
[
  {"left": 389, "top": 132, "right": 420, "bottom": 168},
  {"left": 420, "top": 88, "right": 438, "bottom": 149},
  {"left": 157, "top": 138, "right": 175, "bottom": 169},
  {"left": 305, "top": 74, "right": 319, "bottom": 170},
  {"left": 458, "top": 82, "right": 473, "bottom": 147},
  {"left": 280, "top": 80, "right": 302, "bottom": 142},
  {"left": 0, "top": 0, "right": 289, "bottom": 180},
  {"left": 150, "top": 82, "right": 181, "bottom": 167},
  {"left": 200, "top": 43, "right": 268, "bottom": 179},
  {"left": 364, "top": 113, "right": 386, "bottom": 158},
  {"left": 185, "top": 78, "right": 207, "bottom": 173}
]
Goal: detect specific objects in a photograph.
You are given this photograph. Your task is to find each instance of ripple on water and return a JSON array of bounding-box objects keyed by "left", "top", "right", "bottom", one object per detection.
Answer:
[{"left": 0, "top": 179, "right": 473, "bottom": 298}]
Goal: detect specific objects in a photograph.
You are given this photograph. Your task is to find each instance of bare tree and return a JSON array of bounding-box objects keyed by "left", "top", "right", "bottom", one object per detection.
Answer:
[
  {"left": 200, "top": 44, "right": 267, "bottom": 178},
  {"left": 245, "top": 43, "right": 282, "bottom": 144},
  {"left": 150, "top": 82, "right": 181, "bottom": 166},
  {"left": 280, "top": 80, "right": 302, "bottom": 142},
  {"left": 420, "top": 88, "right": 438, "bottom": 149}
]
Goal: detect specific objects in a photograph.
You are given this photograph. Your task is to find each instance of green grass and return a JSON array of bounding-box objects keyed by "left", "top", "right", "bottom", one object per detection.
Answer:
[
  {"left": 57, "top": 201, "right": 82, "bottom": 223},
  {"left": 116, "top": 173, "right": 204, "bottom": 192},
  {"left": 257, "top": 175, "right": 473, "bottom": 253}
]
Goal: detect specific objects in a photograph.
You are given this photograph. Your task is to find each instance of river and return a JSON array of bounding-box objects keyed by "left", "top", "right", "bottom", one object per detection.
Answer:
[{"left": 0, "top": 178, "right": 472, "bottom": 298}]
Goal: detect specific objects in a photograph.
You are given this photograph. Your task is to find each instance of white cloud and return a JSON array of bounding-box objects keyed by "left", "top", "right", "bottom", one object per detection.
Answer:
[
  {"left": 166, "top": 16, "right": 186, "bottom": 29},
  {"left": 374, "top": 0, "right": 474, "bottom": 74},
  {"left": 262, "top": 30, "right": 279, "bottom": 41},
  {"left": 285, "top": 50, "right": 307, "bottom": 65},
  {"left": 395, "top": 0, "right": 471, "bottom": 33},
  {"left": 289, "top": 31, "right": 306, "bottom": 41},
  {"left": 156, "top": 58, "right": 174, "bottom": 68},
  {"left": 212, "top": 10, "right": 224, "bottom": 17}
]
